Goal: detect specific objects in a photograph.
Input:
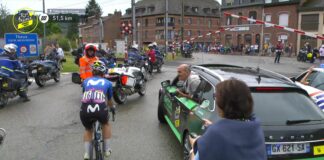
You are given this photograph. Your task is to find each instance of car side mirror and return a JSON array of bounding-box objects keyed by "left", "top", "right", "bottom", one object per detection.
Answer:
[{"left": 161, "top": 80, "right": 171, "bottom": 88}]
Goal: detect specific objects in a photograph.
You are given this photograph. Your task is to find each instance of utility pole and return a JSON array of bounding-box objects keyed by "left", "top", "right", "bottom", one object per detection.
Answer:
[
  {"left": 260, "top": 7, "right": 264, "bottom": 56},
  {"left": 132, "top": 0, "right": 136, "bottom": 45},
  {"left": 165, "top": 0, "right": 168, "bottom": 54},
  {"left": 42, "top": 0, "right": 46, "bottom": 53},
  {"left": 181, "top": 0, "right": 184, "bottom": 52}
]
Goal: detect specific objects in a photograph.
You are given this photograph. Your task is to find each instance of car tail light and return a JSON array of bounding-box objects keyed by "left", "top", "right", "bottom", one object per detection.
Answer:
[
  {"left": 255, "top": 87, "right": 285, "bottom": 91},
  {"left": 121, "top": 75, "right": 128, "bottom": 86}
]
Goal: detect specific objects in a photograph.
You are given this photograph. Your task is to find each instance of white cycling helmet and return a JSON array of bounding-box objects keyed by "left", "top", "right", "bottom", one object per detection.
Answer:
[
  {"left": 92, "top": 60, "right": 107, "bottom": 74},
  {"left": 148, "top": 43, "right": 154, "bottom": 48},
  {"left": 152, "top": 42, "right": 157, "bottom": 46},
  {"left": 132, "top": 44, "right": 138, "bottom": 50},
  {"left": 3, "top": 44, "right": 18, "bottom": 55}
]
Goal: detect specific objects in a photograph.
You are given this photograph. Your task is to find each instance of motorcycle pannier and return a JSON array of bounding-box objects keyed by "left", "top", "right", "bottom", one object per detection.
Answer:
[
  {"left": 72, "top": 72, "right": 82, "bottom": 84},
  {"left": 1, "top": 78, "right": 19, "bottom": 91}
]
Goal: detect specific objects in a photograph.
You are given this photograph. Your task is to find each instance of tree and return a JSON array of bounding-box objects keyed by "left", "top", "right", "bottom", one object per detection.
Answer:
[
  {"left": 0, "top": 4, "right": 16, "bottom": 37},
  {"left": 85, "top": 0, "right": 102, "bottom": 18},
  {"left": 33, "top": 22, "right": 62, "bottom": 37},
  {"left": 67, "top": 23, "right": 79, "bottom": 40}
]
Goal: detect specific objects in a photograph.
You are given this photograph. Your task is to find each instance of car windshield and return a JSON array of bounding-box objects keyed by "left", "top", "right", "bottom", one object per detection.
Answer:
[{"left": 252, "top": 92, "right": 324, "bottom": 125}]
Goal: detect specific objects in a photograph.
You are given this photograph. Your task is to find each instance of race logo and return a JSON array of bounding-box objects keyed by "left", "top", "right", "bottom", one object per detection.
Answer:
[
  {"left": 12, "top": 8, "right": 39, "bottom": 33},
  {"left": 86, "top": 79, "right": 105, "bottom": 86},
  {"left": 87, "top": 104, "right": 100, "bottom": 113}
]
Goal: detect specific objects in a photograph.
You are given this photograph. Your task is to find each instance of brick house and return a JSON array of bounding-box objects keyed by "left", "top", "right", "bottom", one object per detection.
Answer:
[
  {"left": 221, "top": 0, "right": 300, "bottom": 54},
  {"left": 297, "top": 0, "right": 324, "bottom": 50},
  {"left": 122, "top": 0, "right": 221, "bottom": 48},
  {"left": 79, "top": 11, "right": 122, "bottom": 49}
]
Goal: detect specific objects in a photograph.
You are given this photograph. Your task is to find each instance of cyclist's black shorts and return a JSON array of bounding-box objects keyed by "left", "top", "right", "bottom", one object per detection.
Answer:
[{"left": 80, "top": 103, "right": 109, "bottom": 130}]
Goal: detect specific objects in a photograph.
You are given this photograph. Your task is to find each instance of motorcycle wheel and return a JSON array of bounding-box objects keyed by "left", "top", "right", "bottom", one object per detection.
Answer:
[
  {"left": 35, "top": 75, "right": 46, "bottom": 87},
  {"left": 54, "top": 71, "right": 60, "bottom": 82},
  {"left": 138, "top": 80, "right": 146, "bottom": 96},
  {"left": 113, "top": 87, "right": 127, "bottom": 104},
  {"left": 0, "top": 94, "right": 8, "bottom": 109}
]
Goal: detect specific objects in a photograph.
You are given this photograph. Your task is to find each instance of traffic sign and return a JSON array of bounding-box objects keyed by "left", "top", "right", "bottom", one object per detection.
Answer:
[
  {"left": 39, "top": 13, "right": 49, "bottom": 23},
  {"left": 47, "top": 9, "right": 85, "bottom": 15},
  {"left": 4, "top": 33, "right": 39, "bottom": 58}
]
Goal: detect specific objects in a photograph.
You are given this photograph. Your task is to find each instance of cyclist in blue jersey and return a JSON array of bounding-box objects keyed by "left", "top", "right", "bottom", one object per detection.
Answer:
[{"left": 80, "top": 60, "right": 115, "bottom": 160}]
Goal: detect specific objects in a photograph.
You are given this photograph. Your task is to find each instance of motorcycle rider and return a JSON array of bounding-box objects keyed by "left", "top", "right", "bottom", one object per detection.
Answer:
[
  {"left": 146, "top": 44, "right": 156, "bottom": 74},
  {"left": 0, "top": 44, "right": 30, "bottom": 102},
  {"left": 127, "top": 44, "right": 144, "bottom": 65},
  {"left": 79, "top": 44, "right": 99, "bottom": 81},
  {"left": 80, "top": 60, "right": 115, "bottom": 160},
  {"left": 152, "top": 42, "right": 164, "bottom": 63}
]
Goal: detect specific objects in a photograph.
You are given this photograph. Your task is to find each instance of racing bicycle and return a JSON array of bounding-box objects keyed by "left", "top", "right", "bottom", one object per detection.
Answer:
[{"left": 89, "top": 107, "right": 115, "bottom": 160}]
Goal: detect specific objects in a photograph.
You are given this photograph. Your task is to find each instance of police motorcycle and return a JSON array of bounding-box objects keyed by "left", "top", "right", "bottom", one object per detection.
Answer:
[
  {"left": 72, "top": 63, "right": 146, "bottom": 105},
  {"left": 28, "top": 53, "right": 61, "bottom": 87},
  {"left": 0, "top": 44, "right": 31, "bottom": 108},
  {"left": 149, "top": 43, "right": 164, "bottom": 73},
  {"left": 125, "top": 45, "right": 149, "bottom": 80},
  {"left": 297, "top": 48, "right": 317, "bottom": 63}
]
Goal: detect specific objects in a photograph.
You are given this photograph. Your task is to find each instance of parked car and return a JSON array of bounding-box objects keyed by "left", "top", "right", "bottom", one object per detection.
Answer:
[{"left": 158, "top": 64, "right": 324, "bottom": 160}]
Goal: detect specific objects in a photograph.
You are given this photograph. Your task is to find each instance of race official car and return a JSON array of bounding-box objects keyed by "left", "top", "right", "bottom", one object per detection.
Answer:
[
  {"left": 158, "top": 64, "right": 324, "bottom": 160},
  {"left": 295, "top": 82, "right": 324, "bottom": 112}
]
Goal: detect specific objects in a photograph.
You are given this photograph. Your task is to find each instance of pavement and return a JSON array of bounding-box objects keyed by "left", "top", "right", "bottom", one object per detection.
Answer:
[{"left": 0, "top": 52, "right": 318, "bottom": 160}]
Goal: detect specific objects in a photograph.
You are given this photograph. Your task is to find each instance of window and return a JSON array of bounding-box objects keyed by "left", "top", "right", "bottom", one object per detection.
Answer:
[
  {"left": 193, "top": 7, "right": 199, "bottom": 13},
  {"left": 301, "top": 14, "right": 319, "bottom": 31},
  {"left": 265, "top": 14, "right": 271, "bottom": 22},
  {"left": 249, "top": 11, "right": 257, "bottom": 24},
  {"left": 279, "top": 0, "right": 289, "bottom": 2},
  {"left": 197, "top": 30, "right": 201, "bottom": 36},
  {"left": 244, "top": 34, "right": 252, "bottom": 45},
  {"left": 264, "top": 34, "right": 270, "bottom": 44},
  {"left": 279, "top": 13, "right": 289, "bottom": 27},
  {"left": 252, "top": 92, "right": 324, "bottom": 124},
  {"left": 145, "top": 19, "right": 148, "bottom": 27},
  {"left": 238, "top": 12, "right": 242, "bottom": 25},
  {"left": 225, "top": 34, "right": 232, "bottom": 46},
  {"left": 145, "top": 31, "right": 148, "bottom": 39},
  {"left": 155, "top": 30, "right": 164, "bottom": 39},
  {"left": 188, "top": 18, "right": 192, "bottom": 24},
  {"left": 193, "top": 78, "right": 216, "bottom": 112},
  {"left": 226, "top": 16, "right": 232, "bottom": 25},
  {"left": 167, "top": 17, "right": 175, "bottom": 26},
  {"left": 265, "top": 0, "right": 272, "bottom": 3},
  {"left": 187, "top": 30, "right": 192, "bottom": 36},
  {"left": 225, "top": 0, "right": 234, "bottom": 5},
  {"left": 148, "top": 6, "right": 155, "bottom": 13},
  {"left": 156, "top": 17, "right": 164, "bottom": 26}
]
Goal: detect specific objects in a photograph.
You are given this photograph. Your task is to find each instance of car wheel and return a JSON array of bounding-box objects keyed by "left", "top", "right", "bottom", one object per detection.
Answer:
[
  {"left": 183, "top": 132, "right": 191, "bottom": 160},
  {"left": 158, "top": 96, "right": 166, "bottom": 123}
]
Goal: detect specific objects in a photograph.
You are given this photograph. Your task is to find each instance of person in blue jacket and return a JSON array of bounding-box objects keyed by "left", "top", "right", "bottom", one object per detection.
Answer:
[
  {"left": 127, "top": 44, "right": 144, "bottom": 64},
  {"left": 0, "top": 44, "right": 30, "bottom": 102},
  {"left": 190, "top": 78, "right": 266, "bottom": 160}
]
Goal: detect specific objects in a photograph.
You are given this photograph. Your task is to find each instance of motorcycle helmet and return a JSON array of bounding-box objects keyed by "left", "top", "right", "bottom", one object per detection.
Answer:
[
  {"left": 92, "top": 60, "right": 107, "bottom": 74},
  {"left": 3, "top": 43, "right": 18, "bottom": 55},
  {"left": 85, "top": 44, "right": 97, "bottom": 58},
  {"left": 152, "top": 42, "right": 157, "bottom": 47},
  {"left": 148, "top": 43, "right": 154, "bottom": 49},
  {"left": 132, "top": 44, "right": 138, "bottom": 50}
]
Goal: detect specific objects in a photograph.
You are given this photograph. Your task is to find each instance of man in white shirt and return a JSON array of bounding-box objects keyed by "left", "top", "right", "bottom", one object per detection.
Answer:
[
  {"left": 56, "top": 44, "right": 64, "bottom": 69},
  {"left": 176, "top": 64, "right": 201, "bottom": 99}
]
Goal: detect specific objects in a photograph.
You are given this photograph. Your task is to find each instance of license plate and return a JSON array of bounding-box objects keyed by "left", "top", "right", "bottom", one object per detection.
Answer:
[
  {"left": 314, "top": 145, "right": 324, "bottom": 155},
  {"left": 267, "top": 143, "right": 310, "bottom": 155},
  {"left": 32, "top": 70, "right": 37, "bottom": 74}
]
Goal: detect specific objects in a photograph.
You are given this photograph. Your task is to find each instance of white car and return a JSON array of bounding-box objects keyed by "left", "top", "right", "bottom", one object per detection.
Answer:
[{"left": 294, "top": 68, "right": 324, "bottom": 112}]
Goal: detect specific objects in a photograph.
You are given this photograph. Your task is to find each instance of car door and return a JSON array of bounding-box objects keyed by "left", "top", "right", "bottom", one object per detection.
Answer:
[{"left": 187, "top": 77, "right": 219, "bottom": 136}]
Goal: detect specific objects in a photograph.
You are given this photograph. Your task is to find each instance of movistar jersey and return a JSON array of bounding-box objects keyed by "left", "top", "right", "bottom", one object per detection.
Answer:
[{"left": 81, "top": 76, "right": 113, "bottom": 104}]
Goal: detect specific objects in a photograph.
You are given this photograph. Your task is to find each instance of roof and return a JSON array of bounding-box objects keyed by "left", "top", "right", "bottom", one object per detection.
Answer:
[
  {"left": 313, "top": 68, "right": 324, "bottom": 72},
  {"left": 193, "top": 64, "right": 297, "bottom": 88},
  {"left": 122, "top": 0, "right": 221, "bottom": 18},
  {"left": 299, "top": 0, "right": 324, "bottom": 12}
]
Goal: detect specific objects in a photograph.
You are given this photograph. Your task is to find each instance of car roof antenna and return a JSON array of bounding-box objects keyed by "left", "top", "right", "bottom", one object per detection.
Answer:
[{"left": 256, "top": 66, "right": 261, "bottom": 84}]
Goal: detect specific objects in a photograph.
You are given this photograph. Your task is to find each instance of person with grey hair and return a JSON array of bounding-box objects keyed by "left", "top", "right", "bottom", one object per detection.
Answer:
[{"left": 176, "top": 64, "right": 201, "bottom": 99}]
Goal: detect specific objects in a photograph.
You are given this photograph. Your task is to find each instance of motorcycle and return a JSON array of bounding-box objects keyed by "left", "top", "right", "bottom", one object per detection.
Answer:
[
  {"left": 297, "top": 48, "right": 307, "bottom": 62},
  {"left": 147, "top": 51, "right": 164, "bottom": 74},
  {"left": 0, "top": 67, "right": 31, "bottom": 108},
  {"left": 72, "top": 65, "right": 146, "bottom": 105},
  {"left": 0, "top": 128, "right": 6, "bottom": 148},
  {"left": 125, "top": 55, "right": 149, "bottom": 80},
  {"left": 182, "top": 48, "right": 193, "bottom": 58},
  {"left": 28, "top": 58, "right": 60, "bottom": 87},
  {"left": 297, "top": 48, "right": 317, "bottom": 63}
]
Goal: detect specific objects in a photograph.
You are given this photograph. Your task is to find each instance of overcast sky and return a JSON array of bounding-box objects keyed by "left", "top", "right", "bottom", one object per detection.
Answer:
[{"left": 1, "top": 0, "right": 221, "bottom": 15}]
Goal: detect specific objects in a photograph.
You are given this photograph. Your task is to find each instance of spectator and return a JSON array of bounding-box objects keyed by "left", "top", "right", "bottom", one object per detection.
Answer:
[
  {"left": 274, "top": 40, "right": 283, "bottom": 63},
  {"left": 56, "top": 44, "right": 65, "bottom": 69},
  {"left": 190, "top": 79, "right": 266, "bottom": 160},
  {"left": 288, "top": 43, "right": 293, "bottom": 57},
  {"left": 319, "top": 44, "right": 324, "bottom": 64}
]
